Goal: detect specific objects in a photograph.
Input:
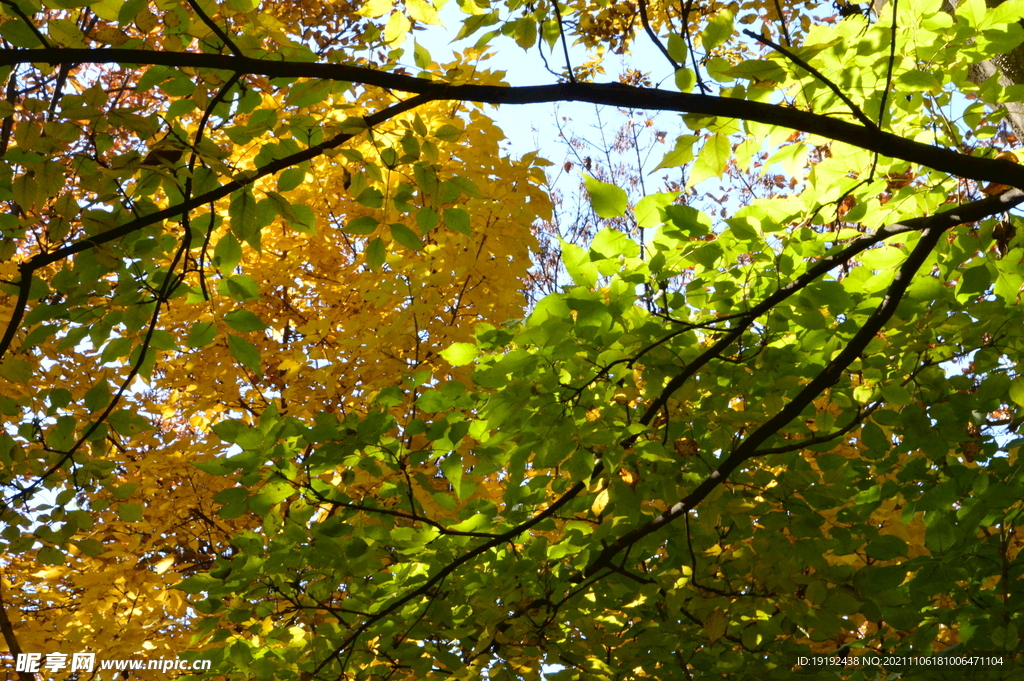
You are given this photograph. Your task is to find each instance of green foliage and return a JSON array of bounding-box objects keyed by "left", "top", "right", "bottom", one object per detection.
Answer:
[{"left": 2, "top": 0, "right": 1024, "bottom": 679}]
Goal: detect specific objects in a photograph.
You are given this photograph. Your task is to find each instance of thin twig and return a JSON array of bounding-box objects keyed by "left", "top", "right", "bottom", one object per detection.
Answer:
[
  {"left": 184, "top": 0, "right": 243, "bottom": 56},
  {"left": 678, "top": 0, "right": 708, "bottom": 93},
  {"left": 743, "top": 29, "right": 877, "bottom": 129},
  {"left": 550, "top": 0, "right": 576, "bottom": 83},
  {"left": 581, "top": 220, "right": 958, "bottom": 577},
  {"left": 877, "top": 0, "right": 899, "bottom": 128},
  {"left": 639, "top": 0, "right": 680, "bottom": 70},
  {"left": 0, "top": 64, "right": 17, "bottom": 156},
  {"left": 771, "top": 0, "right": 793, "bottom": 46},
  {"left": 0, "top": 0, "right": 49, "bottom": 48}
]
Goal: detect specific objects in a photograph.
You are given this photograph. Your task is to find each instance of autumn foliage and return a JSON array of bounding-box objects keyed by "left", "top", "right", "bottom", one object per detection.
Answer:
[{"left": 1, "top": 0, "right": 1024, "bottom": 679}]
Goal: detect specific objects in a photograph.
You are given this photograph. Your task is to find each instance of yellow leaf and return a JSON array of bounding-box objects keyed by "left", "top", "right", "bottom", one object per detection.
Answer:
[
  {"left": 591, "top": 488, "right": 609, "bottom": 515},
  {"left": 383, "top": 11, "right": 411, "bottom": 44},
  {"left": 358, "top": 0, "right": 393, "bottom": 18},
  {"left": 154, "top": 556, "right": 175, "bottom": 575},
  {"left": 406, "top": 0, "right": 443, "bottom": 25},
  {"left": 93, "top": 26, "right": 129, "bottom": 46}
]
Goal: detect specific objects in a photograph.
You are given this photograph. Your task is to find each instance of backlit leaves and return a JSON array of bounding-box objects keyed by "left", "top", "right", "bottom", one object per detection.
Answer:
[
  {"left": 582, "top": 174, "right": 628, "bottom": 218},
  {"left": 1, "top": 0, "right": 1024, "bottom": 678}
]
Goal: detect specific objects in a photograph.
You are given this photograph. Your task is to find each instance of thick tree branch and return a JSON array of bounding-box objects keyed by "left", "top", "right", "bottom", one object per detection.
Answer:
[
  {"left": 0, "top": 49, "right": 1022, "bottom": 187},
  {"left": 0, "top": 580, "right": 34, "bottom": 681}
]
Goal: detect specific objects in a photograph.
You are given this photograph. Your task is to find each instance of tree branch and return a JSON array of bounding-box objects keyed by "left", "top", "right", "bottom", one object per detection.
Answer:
[
  {"left": 581, "top": 191, "right": 1022, "bottom": 577},
  {"left": 0, "top": 93, "right": 428, "bottom": 364},
  {"left": 634, "top": 188, "right": 1024, "bottom": 430},
  {"left": 184, "top": 0, "right": 243, "bottom": 56},
  {"left": 0, "top": 49, "right": 1021, "bottom": 186},
  {"left": 311, "top": 470, "right": 591, "bottom": 678},
  {"left": 639, "top": 0, "right": 680, "bottom": 71},
  {"left": 0, "top": 579, "right": 34, "bottom": 681},
  {"left": 743, "top": 28, "right": 877, "bottom": 130}
]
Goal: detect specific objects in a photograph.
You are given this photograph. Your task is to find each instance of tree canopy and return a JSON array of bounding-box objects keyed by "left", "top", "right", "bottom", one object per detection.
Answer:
[{"left": 2, "top": 0, "right": 1024, "bottom": 679}]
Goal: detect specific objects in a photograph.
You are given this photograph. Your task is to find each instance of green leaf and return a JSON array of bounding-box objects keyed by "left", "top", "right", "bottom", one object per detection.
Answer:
[
  {"left": 444, "top": 207, "right": 471, "bottom": 235},
  {"left": 38, "top": 546, "right": 66, "bottom": 565},
  {"left": 73, "top": 538, "right": 106, "bottom": 557},
  {"left": 688, "top": 133, "right": 731, "bottom": 187},
  {"left": 413, "top": 39, "right": 432, "bottom": 68},
  {"left": 356, "top": 187, "right": 385, "bottom": 208},
  {"left": 0, "top": 358, "right": 32, "bottom": 384},
  {"left": 958, "top": 0, "right": 987, "bottom": 27},
  {"left": 347, "top": 216, "right": 379, "bottom": 235},
  {"left": 416, "top": 206, "right": 440, "bottom": 231},
  {"left": 591, "top": 227, "right": 640, "bottom": 259},
  {"left": 390, "top": 223, "right": 424, "bottom": 250},
  {"left": 1009, "top": 377, "right": 1024, "bottom": 407},
  {"left": 289, "top": 204, "right": 317, "bottom": 234},
  {"left": 214, "top": 487, "right": 249, "bottom": 506},
  {"left": 635, "top": 192, "right": 678, "bottom": 228},
  {"left": 117, "top": 503, "right": 144, "bottom": 522},
  {"left": 187, "top": 322, "right": 217, "bottom": 348},
  {"left": 702, "top": 9, "right": 734, "bottom": 51},
  {"left": 582, "top": 174, "right": 628, "bottom": 218},
  {"left": 654, "top": 137, "right": 698, "bottom": 173},
  {"left": 514, "top": 17, "right": 537, "bottom": 48},
  {"left": 897, "top": 69, "right": 942, "bottom": 93},
  {"left": 0, "top": 18, "right": 45, "bottom": 47},
  {"left": 560, "top": 239, "right": 599, "bottom": 287},
  {"left": 440, "top": 453, "right": 463, "bottom": 499},
  {"left": 440, "top": 342, "right": 479, "bottom": 366},
  {"left": 175, "top": 574, "right": 219, "bottom": 594},
  {"left": 229, "top": 187, "right": 260, "bottom": 250},
  {"left": 865, "top": 534, "right": 908, "bottom": 561},
  {"left": 434, "top": 124, "right": 463, "bottom": 142},
  {"left": 220, "top": 274, "right": 260, "bottom": 301},
  {"left": 117, "top": 0, "right": 147, "bottom": 27},
  {"left": 83, "top": 380, "right": 111, "bottom": 412},
  {"left": 107, "top": 410, "right": 152, "bottom": 436},
  {"left": 988, "top": 0, "right": 1024, "bottom": 25},
  {"left": 227, "top": 334, "right": 262, "bottom": 376},
  {"left": 729, "top": 59, "right": 786, "bottom": 82},
  {"left": 675, "top": 68, "right": 696, "bottom": 93},
  {"left": 214, "top": 232, "right": 242, "bottom": 273},
  {"left": 365, "top": 237, "right": 386, "bottom": 270},
  {"left": 724, "top": 217, "right": 759, "bottom": 241},
  {"left": 346, "top": 537, "right": 368, "bottom": 558},
  {"left": 925, "top": 518, "right": 957, "bottom": 552},
  {"left": 277, "top": 167, "right": 306, "bottom": 192},
  {"left": 224, "top": 310, "right": 269, "bottom": 333},
  {"left": 667, "top": 34, "right": 688, "bottom": 63}
]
